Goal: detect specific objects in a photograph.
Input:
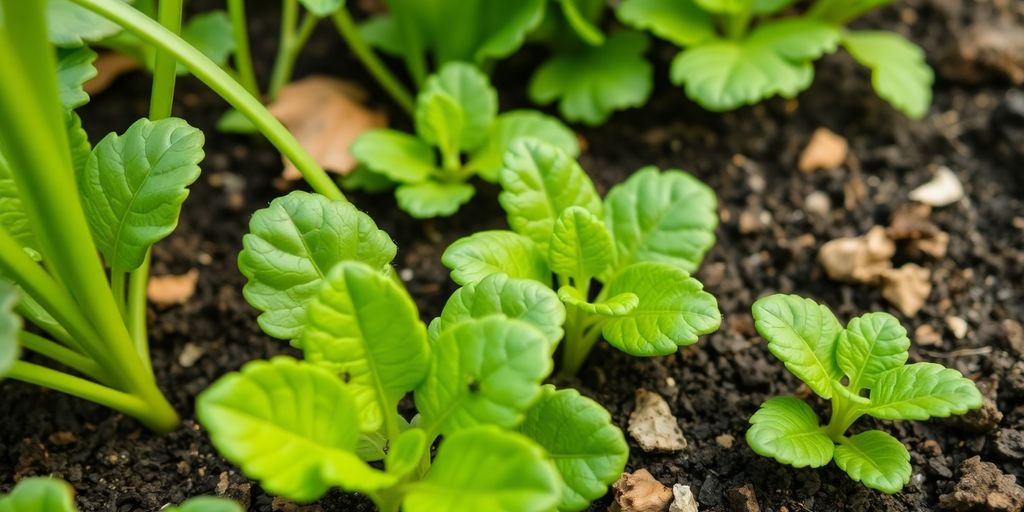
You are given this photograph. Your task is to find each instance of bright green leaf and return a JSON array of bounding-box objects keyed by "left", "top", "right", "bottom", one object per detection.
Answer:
[
  {"left": 395, "top": 181, "right": 476, "bottom": 219},
  {"left": 415, "top": 90, "right": 464, "bottom": 164},
  {"left": 746, "top": 396, "right": 834, "bottom": 468},
  {"left": 216, "top": 109, "right": 258, "bottom": 135},
  {"left": 359, "top": 15, "right": 405, "bottom": 56},
  {"left": 617, "top": 0, "right": 714, "bottom": 47},
  {"left": 301, "top": 262, "right": 429, "bottom": 432},
  {"left": 867, "top": 363, "right": 983, "bottom": 421},
  {"left": 558, "top": 287, "right": 639, "bottom": 317},
  {"left": 601, "top": 262, "right": 720, "bottom": 356},
  {"left": 841, "top": 31, "right": 933, "bottom": 119},
  {"left": 350, "top": 129, "right": 437, "bottom": 184},
  {"left": 549, "top": 206, "right": 613, "bottom": 281},
  {"left": 238, "top": 191, "right": 396, "bottom": 342},
  {"left": 837, "top": 312, "right": 909, "bottom": 391},
  {"left": 56, "top": 46, "right": 97, "bottom": 110},
  {"left": 752, "top": 294, "right": 843, "bottom": 399},
  {"left": 386, "top": 428, "right": 429, "bottom": 480},
  {"left": 419, "top": 62, "right": 497, "bottom": 152},
  {"left": 65, "top": 111, "right": 91, "bottom": 177},
  {"left": 753, "top": 0, "right": 797, "bottom": 14},
  {"left": 694, "top": 0, "right": 746, "bottom": 14},
  {"left": 403, "top": 426, "right": 561, "bottom": 512},
  {"left": 0, "top": 282, "right": 20, "bottom": 378},
  {"left": 811, "top": 0, "right": 892, "bottom": 24},
  {"left": 79, "top": 117, "right": 204, "bottom": 271},
  {"left": 833, "top": 430, "right": 911, "bottom": 494},
  {"left": 558, "top": 0, "right": 605, "bottom": 46},
  {"left": 165, "top": 497, "right": 243, "bottom": 512},
  {"left": 0, "top": 477, "right": 76, "bottom": 512},
  {"left": 467, "top": 111, "right": 578, "bottom": 182},
  {"left": 299, "top": 0, "right": 343, "bottom": 17},
  {"left": 442, "top": 230, "right": 550, "bottom": 286},
  {"left": 178, "top": 11, "right": 235, "bottom": 76},
  {"left": 47, "top": 0, "right": 125, "bottom": 47},
  {"left": 0, "top": 153, "right": 39, "bottom": 255},
  {"left": 340, "top": 166, "right": 396, "bottom": 194}
]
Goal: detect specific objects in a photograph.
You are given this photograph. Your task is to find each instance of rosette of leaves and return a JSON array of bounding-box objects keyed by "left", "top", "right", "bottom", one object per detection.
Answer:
[
  {"left": 616, "top": 0, "right": 934, "bottom": 118},
  {"left": 350, "top": 62, "right": 578, "bottom": 218},
  {"left": 204, "top": 190, "right": 628, "bottom": 511},
  {"left": 0, "top": 477, "right": 240, "bottom": 512},
  {"left": 746, "top": 294, "right": 983, "bottom": 493},
  {"left": 441, "top": 139, "right": 721, "bottom": 375}
]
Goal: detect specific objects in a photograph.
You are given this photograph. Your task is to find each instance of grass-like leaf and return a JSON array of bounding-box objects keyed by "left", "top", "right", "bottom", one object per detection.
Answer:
[
  {"left": 442, "top": 230, "right": 550, "bottom": 286},
  {"left": 833, "top": 430, "right": 911, "bottom": 494},
  {"left": 867, "top": 363, "right": 983, "bottom": 421},
  {"left": 752, "top": 294, "right": 843, "bottom": 399},
  {"left": 837, "top": 312, "right": 909, "bottom": 391},
  {"left": 746, "top": 396, "right": 834, "bottom": 468}
]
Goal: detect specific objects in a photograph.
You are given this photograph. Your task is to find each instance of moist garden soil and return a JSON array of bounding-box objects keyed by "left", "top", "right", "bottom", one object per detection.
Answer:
[{"left": 2, "top": 0, "right": 1023, "bottom": 510}]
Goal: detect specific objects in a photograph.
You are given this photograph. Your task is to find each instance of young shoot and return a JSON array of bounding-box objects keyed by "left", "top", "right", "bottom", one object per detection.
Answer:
[{"left": 0, "top": 477, "right": 241, "bottom": 512}]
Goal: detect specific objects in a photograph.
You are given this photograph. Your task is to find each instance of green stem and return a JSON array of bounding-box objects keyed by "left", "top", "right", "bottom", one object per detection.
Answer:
[
  {"left": 14, "top": 301, "right": 78, "bottom": 352},
  {"left": 18, "top": 331, "right": 105, "bottom": 382},
  {"left": 150, "top": 0, "right": 182, "bottom": 118},
  {"left": 7, "top": 361, "right": 153, "bottom": 421},
  {"left": 267, "top": 0, "right": 300, "bottom": 100},
  {"left": 111, "top": 271, "right": 127, "bottom": 319},
  {"left": 71, "top": 0, "right": 346, "bottom": 202},
  {"left": 724, "top": 10, "right": 752, "bottom": 40},
  {"left": 226, "top": 0, "right": 259, "bottom": 96},
  {"left": 560, "top": 313, "right": 605, "bottom": 377},
  {"left": 127, "top": 251, "right": 151, "bottom": 371},
  {"left": 331, "top": 9, "right": 415, "bottom": 115}
]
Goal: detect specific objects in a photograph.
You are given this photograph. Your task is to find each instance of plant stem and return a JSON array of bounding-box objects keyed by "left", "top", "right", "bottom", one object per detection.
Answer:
[
  {"left": 111, "top": 271, "right": 127, "bottom": 318},
  {"left": 226, "top": 0, "right": 259, "bottom": 96},
  {"left": 560, "top": 315, "right": 605, "bottom": 377},
  {"left": 267, "top": 0, "right": 300, "bottom": 100},
  {"left": 150, "top": 0, "right": 182, "bottom": 118},
  {"left": 331, "top": 9, "right": 415, "bottom": 115},
  {"left": 127, "top": 252, "right": 152, "bottom": 371},
  {"left": 18, "top": 331, "right": 105, "bottom": 382},
  {"left": 7, "top": 361, "right": 153, "bottom": 421},
  {"left": 724, "top": 10, "right": 752, "bottom": 40},
  {"left": 71, "top": 0, "right": 346, "bottom": 202},
  {"left": 14, "top": 301, "right": 77, "bottom": 352}
]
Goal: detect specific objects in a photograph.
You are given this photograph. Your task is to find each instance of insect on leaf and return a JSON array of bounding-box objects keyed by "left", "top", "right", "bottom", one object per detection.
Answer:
[
  {"left": 752, "top": 294, "right": 843, "bottom": 399},
  {"left": 746, "top": 396, "right": 834, "bottom": 468},
  {"left": 442, "top": 230, "right": 550, "bottom": 286},
  {"left": 833, "top": 430, "right": 911, "bottom": 494}
]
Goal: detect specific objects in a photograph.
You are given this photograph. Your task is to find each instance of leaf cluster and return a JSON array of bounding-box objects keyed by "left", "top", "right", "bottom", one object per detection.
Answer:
[{"left": 0, "top": 477, "right": 240, "bottom": 512}]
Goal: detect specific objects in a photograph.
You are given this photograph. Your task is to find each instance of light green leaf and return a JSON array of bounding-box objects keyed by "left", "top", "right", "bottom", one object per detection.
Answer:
[
  {"left": 350, "top": 129, "right": 437, "bottom": 184},
  {"left": 746, "top": 396, "right": 834, "bottom": 468},
  {"left": 386, "top": 428, "right": 429, "bottom": 479},
  {"left": 178, "top": 11, "right": 235, "bottom": 76},
  {"left": 841, "top": 31, "right": 933, "bottom": 119},
  {"left": 0, "top": 477, "right": 76, "bottom": 512},
  {"left": 558, "top": 287, "right": 639, "bottom": 317},
  {"left": 299, "top": 0, "right": 343, "bottom": 17},
  {"left": 694, "top": 0, "right": 746, "bottom": 13},
  {"left": 340, "top": 166, "right": 396, "bottom": 194},
  {"left": 837, "top": 312, "right": 909, "bottom": 391},
  {"left": 558, "top": 0, "right": 605, "bottom": 46},
  {"left": 601, "top": 262, "right": 720, "bottom": 356},
  {"left": 617, "top": 0, "right": 715, "bottom": 47},
  {"left": 196, "top": 357, "right": 397, "bottom": 502},
  {"left": 359, "top": 15, "right": 405, "bottom": 56},
  {"left": 833, "top": 430, "right": 911, "bottom": 494},
  {"left": 395, "top": 181, "right": 476, "bottom": 219},
  {"left": 65, "top": 111, "right": 91, "bottom": 177},
  {"left": 0, "top": 153, "right": 39, "bottom": 255},
  {"left": 0, "top": 282, "right": 20, "bottom": 378},
  {"left": 79, "top": 117, "right": 204, "bottom": 271},
  {"left": 403, "top": 426, "right": 561, "bottom": 512},
  {"left": 753, "top": 0, "right": 797, "bottom": 14},
  {"left": 47, "top": 0, "right": 125, "bottom": 47},
  {"left": 442, "top": 230, "right": 550, "bottom": 286},
  {"left": 416, "top": 317, "right": 552, "bottom": 435},
  {"left": 414, "top": 90, "right": 464, "bottom": 164},
  {"left": 499, "top": 140, "right": 602, "bottom": 254},
  {"left": 519, "top": 386, "right": 628, "bottom": 511},
  {"left": 419, "top": 62, "right": 497, "bottom": 152},
  {"left": 301, "top": 262, "right": 429, "bottom": 432},
  {"left": 604, "top": 167, "right": 717, "bottom": 274},
  {"left": 867, "top": 363, "right": 983, "bottom": 421},
  {"left": 238, "top": 191, "right": 396, "bottom": 342},
  {"left": 216, "top": 109, "right": 258, "bottom": 134},
  {"left": 434, "top": 273, "right": 566, "bottom": 347},
  {"left": 355, "top": 430, "right": 389, "bottom": 462},
  {"left": 529, "top": 31, "right": 653, "bottom": 125},
  {"left": 549, "top": 206, "right": 613, "bottom": 281},
  {"left": 467, "top": 111, "right": 579, "bottom": 182},
  {"left": 165, "top": 497, "right": 243, "bottom": 512},
  {"left": 811, "top": 0, "right": 892, "bottom": 24},
  {"left": 752, "top": 294, "right": 843, "bottom": 399},
  {"left": 56, "top": 46, "right": 97, "bottom": 110}
]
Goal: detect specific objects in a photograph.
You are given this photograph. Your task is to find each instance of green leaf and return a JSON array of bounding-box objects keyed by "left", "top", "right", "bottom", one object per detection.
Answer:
[
  {"left": 216, "top": 109, "right": 258, "bottom": 134},
  {"left": 395, "top": 181, "right": 476, "bottom": 219},
  {"left": 442, "top": 230, "right": 550, "bottom": 286},
  {"left": 529, "top": 31, "right": 653, "bottom": 125},
  {"left": 350, "top": 129, "right": 437, "bottom": 184},
  {"left": 811, "top": 0, "right": 892, "bottom": 24},
  {"left": 359, "top": 15, "right": 405, "bottom": 56},
  {"left": 558, "top": 0, "right": 605, "bottom": 46},
  {"left": 415, "top": 90, "right": 464, "bottom": 164},
  {"left": 752, "top": 294, "right": 843, "bottom": 399},
  {"left": 301, "top": 262, "right": 429, "bottom": 432},
  {"left": 0, "top": 153, "right": 40, "bottom": 255},
  {"left": 519, "top": 386, "right": 628, "bottom": 511},
  {"left": 433, "top": 273, "right": 566, "bottom": 348},
  {"left": 299, "top": 0, "right": 343, "bottom": 17},
  {"left": 549, "top": 206, "right": 614, "bottom": 281},
  {"left": 617, "top": 0, "right": 715, "bottom": 47},
  {"left": 841, "top": 31, "right": 933, "bottom": 119},
  {"left": 47, "top": 0, "right": 124, "bottom": 47},
  {"left": 837, "top": 312, "right": 909, "bottom": 391},
  {"left": 467, "top": 111, "right": 579, "bottom": 182},
  {"left": 340, "top": 166, "right": 396, "bottom": 194},
  {"left": 178, "top": 11, "right": 235, "bottom": 76},
  {"left": 670, "top": 20, "right": 840, "bottom": 111},
  {"left": 746, "top": 396, "right": 834, "bottom": 468},
  {"left": 0, "top": 477, "right": 76, "bottom": 512},
  {"left": 238, "top": 191, "right": 396, "bottom": 342},
  {"left": 165, "top": 497, "right": 243, "bottom": 512},
  {"left": 0, "top": 282, "right": 20, "bottom": 379},
  {"left": 499, "top": 140, "right": 602, "bottom": 254},
  {"left": 833, "top": 430, "right": 911, "bottom": 494},
  {"left": 418, "top": 62, "right": 497, "bottom": 152},
  {"left": 604, "top": 167, "right": 718, "bottom": 274},
  {"left": 694, "top": 0, "right": 747, "bottom": 14},
  {"left": 416, "top": 317, "right": 552, "bottom": 435},
  {"left": 196, "top": 357, "right": 397, "bottom": 502},
  {"left": 558, "top": 287, "right": 639, "bottom": 317},
  {"left": 65, "top": 111, "right": 91, "bottom": 177},
  {"left": 601, "top": 262, "right": 720, "bottom": 356},
  {"left": 753, "top": 0, "right": 798, "bottom": 14},
  {"left": 79, "top": 117, "right": 204, "bottom": 271},
  {"left": 386, "top": 428, "right": 429, "bottom": 479},
  {"left": 56, "top": 46, "right": 97, "bottom": 110},
  {"left": 403, "top": 426, "right": 561, "bottom": 512},
  {"left": 867, "top": 363, "right": 983, "bottom": 421}
]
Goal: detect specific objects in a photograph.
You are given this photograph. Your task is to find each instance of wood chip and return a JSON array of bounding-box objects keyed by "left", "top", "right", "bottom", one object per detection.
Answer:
[
  {"left": 147, "top": 269, "right": 199, "bottom": 306},
  {"left": 798, "top": 128, "right": 848, "bottom": 172}
]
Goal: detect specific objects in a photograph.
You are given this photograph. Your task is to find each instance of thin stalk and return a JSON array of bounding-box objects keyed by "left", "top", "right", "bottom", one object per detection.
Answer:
[
  {"left": 267, "top": 0, "right": 300, "bottom": 100},
  {"left": 807, "top": 0, "right": 844, "bottom": 20},
  {"left": 150, "top": 0, "right": 182, "bottom": 118},
  {"left": 15, "top": 299, "right": 79, "bottom": 352},
  {"left": 332, "top": 9, "right": 415, "bottom": 114},
  {"left": 127, "top": 252, "right": 151, "bottom": 370},
  {"left": 18, "top": 331, "right": 105, "bottom": 381},
  {"left": 71, "top": 0, "right": 346, "bottom": 202},
  {"left": 7, "top": 361, "right": 153, "bottom": 421},
  {"left": 226, "top": 0, "right": 259, "bottom": 96},
  {"left": 560, "top": 320, "right": 605, "bottom": 377},
  {"left": 724, "top": 10, "right": 752, "bottom": 40},
  {"left": 111, "top": 271, "right": 127, "bottom": 318}
]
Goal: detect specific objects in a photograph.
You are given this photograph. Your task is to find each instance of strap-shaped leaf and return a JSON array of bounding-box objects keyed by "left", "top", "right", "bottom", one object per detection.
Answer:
[
  {"left": 558, "top": 287, "right": 639, "bottom": 317},
  {"left": 350, "top": 129, "right": 436, "bottom": 184},
  {"left": 301, "top": 262, "right": 429, "bottom": 432},
  {"left": 746, "top": 396, "right": 833, "bottom": 468},
  {"left": 617, "top": 0, "right": 714, "bottom": 47},
  {"left": 866, "top": 363, "right": 982, "bottom": 421},
  {"left": 433, "top": 273, "right": 565, "bottom": 348},
  {"left": 604, "top": 167, "right": 718, "bottom": 274},
  {"left": 196, "top": 357, "right": 397, "bottom": 502},
  {"left": 499, "top": 140, "right": 602, "bottom": 254},
  {"left": 417, "top": 62, "right": 497, "bottom": 152},
  {"left": 467, "top": 110, "right": 578, "bottom": 182},
  {"left": 0, "top": 477, "right": 76, "bottom": 512},
  {"left": 519, "top": 386, "right": 628, "bottom": 511},
  {"left": 79, "top": 118, "right": 204, "bottom": 271},
  {"left": 0, "top": 152, "right": 39, "bottom": 255},
  {"left": 601, "top": 262, "right": 720, "bottom": 356},
  {"left": 837, "top": 312, "right": 909, "bottom": 391},
  {"left": 395, "top": 181, "right": 475, "bottom": 219},
  {"left": 833, "top": 430, "right": 911, "bottom": 494},
  {"left": 415, "top": 317, "right": 552, "bottom": 436},
  {"left": 403, "top": 426, "right": 561, "bottom": 512},
  {"left": 442, "top": 230, "right": 550, "bottom": 286},
  {"left": 549, "top": 206, "right": 613, "bottom": 281},
  {"left": 752, "top": 294, "right": 843, "bottom": 399},
  {"left": 165, "top": 497, "right": 243, "bottom": 512},
  {"left": 0, "top": 282, "right": 19, "bottom": 378},
  {"left": 56, "top": 46, "right": 96, "bottom": 110},
  {"left": 238, "top": 191, "right": 396, "bottom": 343},
  {"left": 841, "top": 31, "right": 933, "bottom": 119}
]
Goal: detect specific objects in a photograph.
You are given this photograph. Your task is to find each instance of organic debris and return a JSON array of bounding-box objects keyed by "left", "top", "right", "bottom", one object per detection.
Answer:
[
  {"left": 938, "top": 457, "right": 1024, "bottom": 512},
  {"left": 909, "top": 167, "right": 965, "bottom": 207},
  {"left": 147, "top": 269, "right": 199, "bottom": 306},
  {"left": 628, "top": 389, "right": 688, "bottom": 453},
  {"left": 611, "top": 469, "right": 674, "bottom": 512},
  {"left": 798, "top": 128, "right": 848, "bottom": 172},
  {"left": 669, "top": 485, "right": 698, "bottom": 512},
  {"left": 941, "top": 22, "right": 1024, "bottom": 85},
  {"left": 818, "top": 226, "right": 894, "bottom": 284},
  {"left": 887, "top": 204, "right": 950, "bottom": 259},
  {"left": 880, "top": 264, "right": 932, "bottom": 317}
]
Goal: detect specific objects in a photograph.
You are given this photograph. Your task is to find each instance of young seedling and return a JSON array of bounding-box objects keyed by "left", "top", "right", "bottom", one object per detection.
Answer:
[
  {"left": 442, "top": 139, "right": 721, "bottom": 375},
  {"left": 350, "top": 62, "right": 578, "bottom": 218},
  {"left": 618, "top": 0, "right": 934, "bottom": 118},
  {"left": 746, "top": 294, "right": 983, "bottom": 493},
  {"left": 200, "top": 190, "right": 628, "bottom": 511},
  {"left": 0, "top": 477, "right": 241, "bottom": 512}
]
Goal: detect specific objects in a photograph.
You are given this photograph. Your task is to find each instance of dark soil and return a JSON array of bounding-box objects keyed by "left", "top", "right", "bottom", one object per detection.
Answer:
[{"left": 3, "top": 0, "right": 1022, "bottom": 511}]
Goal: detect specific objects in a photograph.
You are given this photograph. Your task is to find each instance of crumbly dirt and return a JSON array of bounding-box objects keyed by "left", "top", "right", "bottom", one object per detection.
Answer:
[{"left": 1, "top": 1, "right": 1022, "bottom": 511}]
